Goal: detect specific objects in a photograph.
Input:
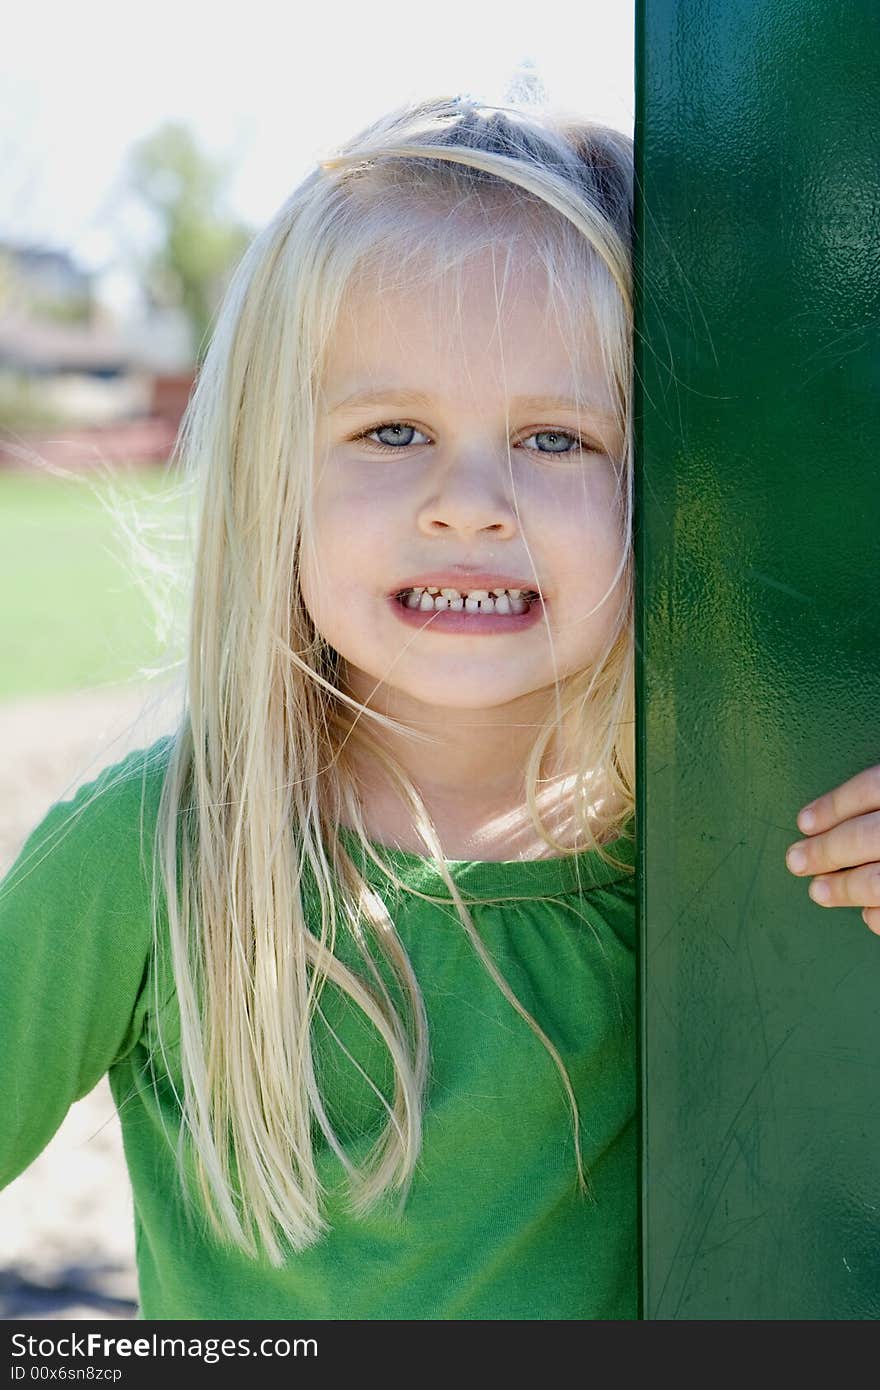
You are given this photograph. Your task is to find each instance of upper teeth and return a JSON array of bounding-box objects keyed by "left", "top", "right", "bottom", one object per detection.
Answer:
[
  {"left": 408, "top": 587, "right": 528, "bottom": 599},
  {"left": 399, "top": 586, "right": 536, "bottom": 615}
]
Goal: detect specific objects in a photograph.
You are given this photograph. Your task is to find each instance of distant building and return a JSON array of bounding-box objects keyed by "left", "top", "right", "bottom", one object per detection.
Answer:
[
  {"left": 0, "top": 240, "right": 92, "bottom": 321},
  {"left": 0, "top": 240, "right": 195, "bottom": 465},
  {"left": 0, "top": 313, "right": 130, "bottom": 378},
  {"left": 0, "top": 238, "right": 193, "bottom": 376}
]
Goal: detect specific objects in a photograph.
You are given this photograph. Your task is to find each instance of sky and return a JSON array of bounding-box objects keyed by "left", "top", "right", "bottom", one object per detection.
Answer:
[{"left": 2, "top": 1, "right": 633, "bottom": 317}]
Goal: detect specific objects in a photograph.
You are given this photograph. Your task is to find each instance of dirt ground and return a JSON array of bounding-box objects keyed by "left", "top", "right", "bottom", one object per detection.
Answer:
[{"left": 0, "top": 679, "right": 182, "bottom": 1320}]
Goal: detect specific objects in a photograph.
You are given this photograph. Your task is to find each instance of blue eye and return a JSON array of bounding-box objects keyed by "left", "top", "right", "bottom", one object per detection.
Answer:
[
  {"left": 361, "top": 423, "right": 429, "bottom": 451},
  {"left": 521, "top": 430, "right": 584, "bottom": 455},
  {"left": 353, "top": 421, "right": 598, "bottom": 457}
]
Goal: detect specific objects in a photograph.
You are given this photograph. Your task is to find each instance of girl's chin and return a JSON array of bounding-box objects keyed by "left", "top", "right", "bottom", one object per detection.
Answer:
[{"left": 352, "top": 683, "right": 551, "bottom": 715}]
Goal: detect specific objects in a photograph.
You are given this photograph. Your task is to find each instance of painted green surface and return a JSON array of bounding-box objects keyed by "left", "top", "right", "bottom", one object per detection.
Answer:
[
  {"left": 0, "top": 467, "right": 185, "bottom": 700},
  {"left": 635, "top": 0, "right": 880, "bottom": 1317}
]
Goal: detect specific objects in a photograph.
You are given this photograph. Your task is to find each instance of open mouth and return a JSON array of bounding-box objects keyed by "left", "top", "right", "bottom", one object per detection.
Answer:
[{"left": 393, "top": 587, "right": 541, "bottom": 615}]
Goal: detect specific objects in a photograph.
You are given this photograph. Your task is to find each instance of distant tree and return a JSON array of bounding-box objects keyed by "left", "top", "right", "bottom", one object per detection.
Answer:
[{"left": 124, "top": 123, "right": 253, "bottom": 365}]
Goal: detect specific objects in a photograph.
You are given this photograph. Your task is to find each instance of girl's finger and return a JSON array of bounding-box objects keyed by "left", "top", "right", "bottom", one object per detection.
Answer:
[
  {"left": 787, "top": 809, "right": 880, "bottom": 877},
  {"left": 798, "top": 763, "right": 880, "bottom": 834},
  {"left": 808, "top": 861, "right": 880, "bottom": 908},
  {"left": 862, "top": 907, "right": 880, "bottom": 936}
]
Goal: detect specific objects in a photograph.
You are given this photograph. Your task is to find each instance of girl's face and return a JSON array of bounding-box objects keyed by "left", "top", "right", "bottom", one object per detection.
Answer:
[{"left": 301, "top": 247, "right": 627, "bottom": 721}]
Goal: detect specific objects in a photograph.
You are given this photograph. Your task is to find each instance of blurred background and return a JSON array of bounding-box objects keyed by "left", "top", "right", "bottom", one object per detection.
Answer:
[{"left": 0, "top": 0, "right": 633, "bottom": 1318}]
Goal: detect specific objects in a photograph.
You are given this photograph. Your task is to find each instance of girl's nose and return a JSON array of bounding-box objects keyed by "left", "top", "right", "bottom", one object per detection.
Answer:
[
  {"left": 417, "top": 446, "right": 520, "bottom": 526},
  {"left": 417, "top": 481, "right": 519, "bottom": 537}
]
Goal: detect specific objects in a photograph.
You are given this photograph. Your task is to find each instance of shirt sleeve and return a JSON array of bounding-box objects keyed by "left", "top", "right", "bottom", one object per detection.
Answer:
[{"left": 0, "top": 741, "right": 168, "bottom": 1189}]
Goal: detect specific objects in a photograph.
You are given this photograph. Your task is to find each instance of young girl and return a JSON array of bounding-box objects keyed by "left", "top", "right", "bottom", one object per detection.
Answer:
[{"left": 1, "top": 96, "right": 877, "bottom": 1323}]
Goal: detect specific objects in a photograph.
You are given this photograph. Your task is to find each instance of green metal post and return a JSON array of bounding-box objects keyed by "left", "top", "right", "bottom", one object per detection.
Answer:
[{"left": 635, "top": 0, "right": 880, "bottom": 1317}]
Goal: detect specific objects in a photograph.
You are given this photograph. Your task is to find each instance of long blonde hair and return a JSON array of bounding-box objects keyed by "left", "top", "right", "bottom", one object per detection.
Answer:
[{"left": 147, "top": 95, "right": 635, "bottom": 1264}]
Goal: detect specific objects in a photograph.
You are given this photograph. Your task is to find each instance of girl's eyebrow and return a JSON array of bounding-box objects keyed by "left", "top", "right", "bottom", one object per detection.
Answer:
[{"left": 328, "top": 385, "right": 616, "bottom": 420}]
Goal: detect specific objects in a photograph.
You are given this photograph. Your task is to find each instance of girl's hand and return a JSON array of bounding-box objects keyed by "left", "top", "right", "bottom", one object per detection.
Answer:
[{"left": 786, "top": 765, "right": 880, "bottom": 935}]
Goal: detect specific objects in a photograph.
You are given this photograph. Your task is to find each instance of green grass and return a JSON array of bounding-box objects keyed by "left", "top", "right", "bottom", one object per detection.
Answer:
[{"left": 0, "top": 465, "right": 189, "bottom": 701}]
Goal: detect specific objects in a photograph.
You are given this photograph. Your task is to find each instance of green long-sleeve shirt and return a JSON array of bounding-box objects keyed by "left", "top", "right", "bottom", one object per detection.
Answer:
[{"left": 0, "top": 737, "right": 637, "bottom": 1319}]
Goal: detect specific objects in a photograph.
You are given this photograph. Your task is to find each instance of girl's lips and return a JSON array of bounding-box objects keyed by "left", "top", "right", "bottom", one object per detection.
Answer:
[{"left": 387, "top": 592, "right": 545, "bottom": 634}]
